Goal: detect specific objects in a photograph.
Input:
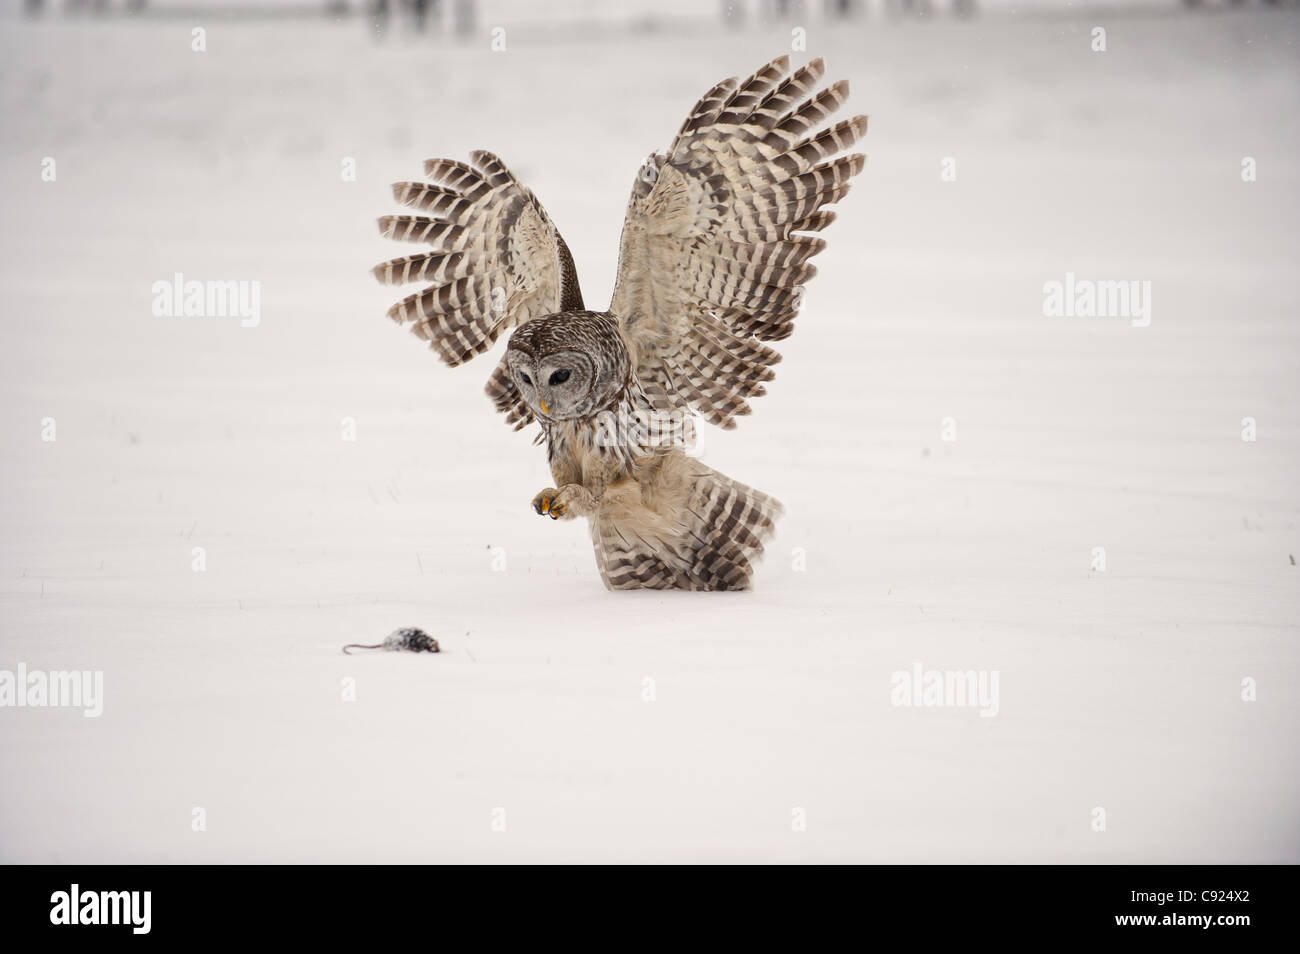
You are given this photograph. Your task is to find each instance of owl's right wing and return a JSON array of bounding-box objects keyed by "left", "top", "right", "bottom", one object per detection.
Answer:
[
  {"left": 608, "top": 56, "right": 865, "bottom": 429},
  {"left": 373, "top": 150, "right": 583, "bottom": 431}
]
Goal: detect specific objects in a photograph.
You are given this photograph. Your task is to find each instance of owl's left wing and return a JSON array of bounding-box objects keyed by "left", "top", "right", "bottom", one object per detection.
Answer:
[
  {"left": 373, "top": 150, "right": 582, "bottom": 432},
  {"left": 609, "top": 56, "right": 865, "bottom": 429}
]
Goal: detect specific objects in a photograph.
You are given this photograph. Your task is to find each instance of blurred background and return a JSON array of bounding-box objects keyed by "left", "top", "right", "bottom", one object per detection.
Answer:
[{"left": 10, "top": 0, "right": 1300, "bottom": 29}]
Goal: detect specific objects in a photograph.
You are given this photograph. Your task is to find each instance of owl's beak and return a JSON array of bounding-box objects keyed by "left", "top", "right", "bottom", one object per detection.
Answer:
[{"left": 539, "top": 399, "right": 550, "bottom": 415}]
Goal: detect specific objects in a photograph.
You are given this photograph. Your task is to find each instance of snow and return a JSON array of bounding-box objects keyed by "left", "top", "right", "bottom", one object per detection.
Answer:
[{"left": 1, "top": 5, "right": 1297, "bottom": 862}]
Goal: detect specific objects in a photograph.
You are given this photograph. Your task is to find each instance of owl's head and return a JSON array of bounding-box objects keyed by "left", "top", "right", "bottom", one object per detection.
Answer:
[{"left": 505, "top": 312, "right": 630, "bottom": 422}]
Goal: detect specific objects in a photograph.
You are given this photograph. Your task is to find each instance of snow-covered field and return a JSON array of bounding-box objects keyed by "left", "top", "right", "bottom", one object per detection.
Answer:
[{"left": 1, "top": 4, "right": 1297, "bottom": 863}]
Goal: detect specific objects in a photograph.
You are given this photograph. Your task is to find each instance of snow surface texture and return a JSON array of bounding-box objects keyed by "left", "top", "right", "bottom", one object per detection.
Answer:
[{"left": 1, "top": 4, "right": 1297, "bottom": 863}]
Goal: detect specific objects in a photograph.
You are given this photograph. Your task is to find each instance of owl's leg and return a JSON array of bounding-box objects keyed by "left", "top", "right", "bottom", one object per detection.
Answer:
[{"left": 531, "top": 484, "right": 594, "bottom": 520}]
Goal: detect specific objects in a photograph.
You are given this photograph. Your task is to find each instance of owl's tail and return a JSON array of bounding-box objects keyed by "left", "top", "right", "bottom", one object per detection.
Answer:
[
  {"left": 678, "top": 465, "right": 784, "bottom": 591},
  {"left": 591, "top": 456, "right": 783, "bottom": 591}
]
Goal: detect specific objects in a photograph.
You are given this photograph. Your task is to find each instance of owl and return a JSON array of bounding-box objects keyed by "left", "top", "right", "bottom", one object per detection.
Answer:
[{"left": 373, "top": 56, "right": 866, "bottom": 590}]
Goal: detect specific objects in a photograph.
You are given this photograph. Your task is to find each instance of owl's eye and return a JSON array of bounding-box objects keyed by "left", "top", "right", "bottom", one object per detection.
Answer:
[
  {"left": 548, "top": 369, "right": 571, "bottom": 386},
  {"left": 519, "top": 372, "right": 532, "bottom": 386}
]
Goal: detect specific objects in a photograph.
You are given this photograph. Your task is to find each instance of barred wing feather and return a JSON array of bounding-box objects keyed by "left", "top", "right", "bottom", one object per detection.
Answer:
[
  {"left": 373, "top": 149, "right": 583, "bottom": 430},
  {"left": 609, "top": 56, "right": 866, "bottom": 429}
]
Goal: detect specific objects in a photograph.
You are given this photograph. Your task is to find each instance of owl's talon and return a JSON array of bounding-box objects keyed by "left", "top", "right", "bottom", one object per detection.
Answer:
[
  {"left": 548, "top": 483, "right": 593, "bottom": 520},
  {"left": 533, "top": 485, "right": 589, "bottom": 520}
]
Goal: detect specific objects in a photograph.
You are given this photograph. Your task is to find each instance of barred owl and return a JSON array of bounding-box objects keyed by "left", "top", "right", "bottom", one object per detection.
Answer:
[{"left": 372, "top": 56, "right": 866, "bottom": 590}]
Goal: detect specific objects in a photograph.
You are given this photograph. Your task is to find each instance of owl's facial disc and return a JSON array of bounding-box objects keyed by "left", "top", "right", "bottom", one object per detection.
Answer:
[{"left": 509, "top": 349, "right": 593, "bottom": 421}]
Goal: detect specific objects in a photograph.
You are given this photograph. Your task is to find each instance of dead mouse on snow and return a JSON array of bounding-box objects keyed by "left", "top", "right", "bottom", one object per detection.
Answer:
[{"left": 342, "top": 627, "right": 440, "bottom": 655}]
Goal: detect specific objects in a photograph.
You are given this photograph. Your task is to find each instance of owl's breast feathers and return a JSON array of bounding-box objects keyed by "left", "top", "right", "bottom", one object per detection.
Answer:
[{"left": 544, "top": 351, "right": 687, "bottom": 479}]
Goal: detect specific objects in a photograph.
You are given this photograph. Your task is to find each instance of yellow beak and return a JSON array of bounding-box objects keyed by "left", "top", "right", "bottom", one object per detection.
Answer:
[{"left": 539, "top": 399, "right": 549, "bottom": 415}]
